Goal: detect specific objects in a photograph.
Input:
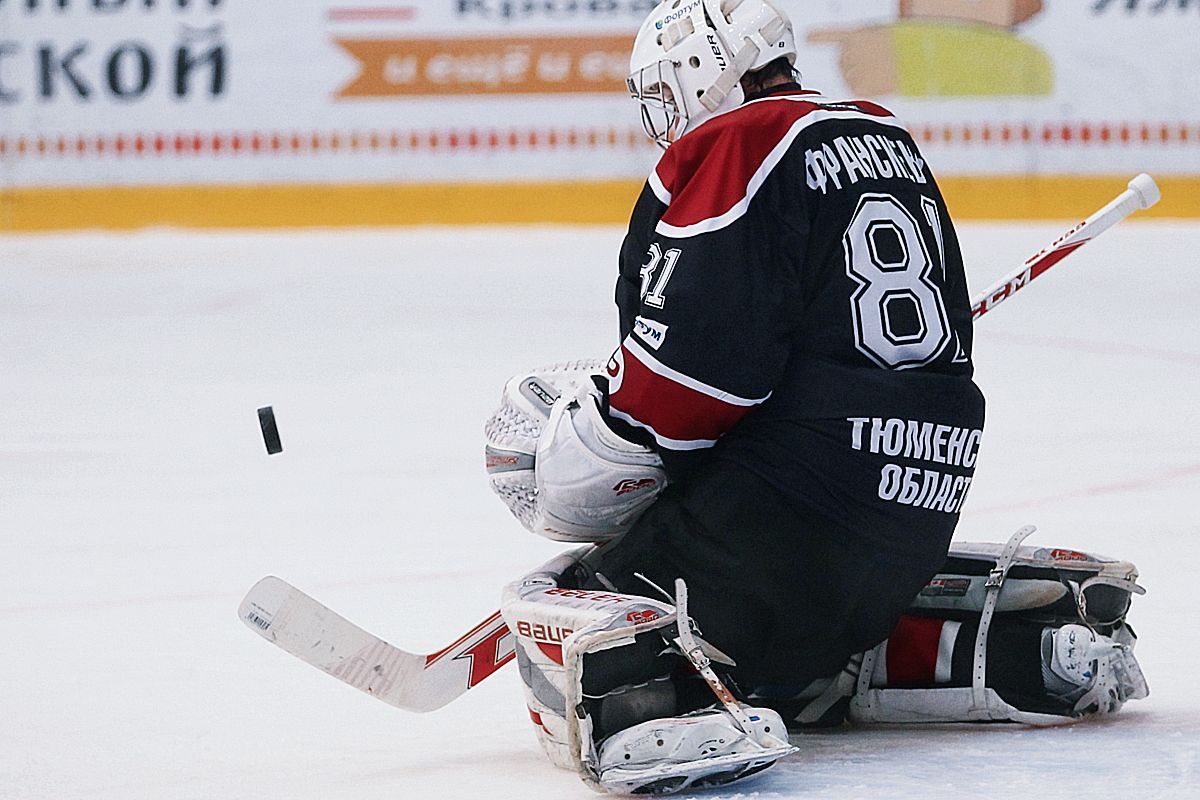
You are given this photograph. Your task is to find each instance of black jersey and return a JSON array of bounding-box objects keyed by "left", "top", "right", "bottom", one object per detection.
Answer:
[{"left": 605, "top": 87, "right": 985, "bottom": 547}]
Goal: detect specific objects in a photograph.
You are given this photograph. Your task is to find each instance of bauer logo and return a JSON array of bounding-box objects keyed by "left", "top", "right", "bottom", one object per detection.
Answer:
[
  {"left": 513, "top": 622, "right": 568, "bottom": 665},
  {"left": 546, "top": 588, "right": 626, "bottom": 604},
  {"left": 515, "top": 621, "right": 572, "bottom": 643},
  {"left": 706, "top": 34, "right": 727, "bottom": 69}
]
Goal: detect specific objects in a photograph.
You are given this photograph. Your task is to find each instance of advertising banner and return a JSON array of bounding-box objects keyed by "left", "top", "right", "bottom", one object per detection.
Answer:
[{"left": 1, "top": 1, "right": 1197, "bottom": 226}]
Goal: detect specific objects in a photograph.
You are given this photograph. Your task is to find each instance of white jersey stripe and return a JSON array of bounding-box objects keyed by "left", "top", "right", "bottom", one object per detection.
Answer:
[
  {"left": 623, "top": 337, "right": 771, "bottom": 407},
  {"left": 648, "top": 168, "right": 672, "bottom": 205},
  {"left": 608, "top": 407, "right": 718, "bottom": 451},
  {"left": 655, "top": 105, "right": 909, "bottom": 240}
]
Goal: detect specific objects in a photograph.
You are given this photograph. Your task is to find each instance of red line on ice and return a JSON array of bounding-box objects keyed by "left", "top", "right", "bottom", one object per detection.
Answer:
[
  {"left": 972, "top": 463, "right": 1200, "bottom": 515},
  {"left": 987, "top": 331, "right": 1200, "bottom": 366}
]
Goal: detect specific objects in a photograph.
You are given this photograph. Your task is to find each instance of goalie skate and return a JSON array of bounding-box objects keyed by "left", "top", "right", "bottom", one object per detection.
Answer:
[
  {"left": 1042, "top": 624, "right": 1149, "bottom": 716},
  {"left": 597, "top": 705, "right": 794, "bottom": 795}
]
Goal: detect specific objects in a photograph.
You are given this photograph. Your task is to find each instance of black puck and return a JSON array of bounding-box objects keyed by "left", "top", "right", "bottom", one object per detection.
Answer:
[{"left": 258, "top": 406, "right": 283, "bottom": 455}]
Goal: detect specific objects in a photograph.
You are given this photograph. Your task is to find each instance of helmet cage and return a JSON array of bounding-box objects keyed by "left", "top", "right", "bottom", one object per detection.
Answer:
[{"left": 627, "top": 58, "right": 690, "bottom": 149}]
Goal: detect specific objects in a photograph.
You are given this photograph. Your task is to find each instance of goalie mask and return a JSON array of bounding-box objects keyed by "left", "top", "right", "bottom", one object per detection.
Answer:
[{"left": 628, "top": 0, "right": 797, "bottom": 147}]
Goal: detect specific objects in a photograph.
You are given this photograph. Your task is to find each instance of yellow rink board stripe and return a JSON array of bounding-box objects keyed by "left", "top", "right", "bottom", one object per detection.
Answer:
[
  {"left": 941, "top": 175, "right": 1198, "bottom": 220},
  {"left": 2, "top": 175, "right": 1198, "bottom": 231}
]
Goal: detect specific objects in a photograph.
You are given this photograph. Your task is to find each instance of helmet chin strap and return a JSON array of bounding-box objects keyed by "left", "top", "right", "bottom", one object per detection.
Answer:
[{"left": 699, "top": 39, "right": 759, "bottom": 113}]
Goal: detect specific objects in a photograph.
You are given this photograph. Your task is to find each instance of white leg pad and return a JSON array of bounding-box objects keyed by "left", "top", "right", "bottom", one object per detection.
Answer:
[
  {"left": 848, "top": 526, "right": 1148, "bottom": 725},
  {"left": 501, "top": 549, "right": 679, "bottom": 779},
  {"left": 502, "top": 551, "right": 796, "bottom": 794}
]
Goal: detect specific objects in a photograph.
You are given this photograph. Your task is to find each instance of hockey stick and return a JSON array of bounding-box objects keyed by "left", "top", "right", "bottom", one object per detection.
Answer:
[
  {"left": 971, "top": 174, "right": 1161, "bottom": 320},
  {"left": 239, "top": 576, "right": 515, "bottom": 712},
  {"left": 242, "top": 175, "right": 1163, "bottom": 715}
]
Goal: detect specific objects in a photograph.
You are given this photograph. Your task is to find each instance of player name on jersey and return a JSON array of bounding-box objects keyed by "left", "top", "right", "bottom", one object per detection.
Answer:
[
  {"left": 848, "top": 416, "right": 983, "bottom": 516},
  {"left": 805, "top": 133, "right": 929, "bottom": 195}
]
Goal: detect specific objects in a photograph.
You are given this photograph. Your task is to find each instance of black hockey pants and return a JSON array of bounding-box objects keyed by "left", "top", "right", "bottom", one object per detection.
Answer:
[{"left": 587, "top": 459, "right": 956, "bottom": 690}]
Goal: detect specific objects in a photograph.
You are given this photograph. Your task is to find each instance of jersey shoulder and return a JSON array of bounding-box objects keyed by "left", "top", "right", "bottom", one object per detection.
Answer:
[{"left": 650, "top": 94, "right": 906, "bottom": 237}]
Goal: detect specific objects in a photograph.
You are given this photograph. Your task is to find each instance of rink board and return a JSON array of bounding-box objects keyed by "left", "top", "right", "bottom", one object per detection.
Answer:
[{"left": 1, "top": 2, "right": 1198, "bottom": 229}]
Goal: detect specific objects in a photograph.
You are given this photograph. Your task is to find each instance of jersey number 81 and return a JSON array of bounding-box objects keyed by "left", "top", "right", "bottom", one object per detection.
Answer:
[{"left": 843, "top": 193, "right": 952, "bottom": 370}]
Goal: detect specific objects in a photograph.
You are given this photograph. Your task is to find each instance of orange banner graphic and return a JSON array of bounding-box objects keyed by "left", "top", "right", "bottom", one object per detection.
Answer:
[{"left": 336, "top": 35, "right": 632, "bottom": 97}]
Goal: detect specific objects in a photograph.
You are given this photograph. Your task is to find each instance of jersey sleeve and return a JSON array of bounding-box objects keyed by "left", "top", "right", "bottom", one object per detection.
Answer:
[{"left": 607, "top": 136, "right": 805, "bottom": 455}]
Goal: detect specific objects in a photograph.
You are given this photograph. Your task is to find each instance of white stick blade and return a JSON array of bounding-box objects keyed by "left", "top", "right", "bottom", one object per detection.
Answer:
[
  {"left": 239, "top": 576, "right": 293, "bottom": 634},
  {"left": 239, "top": 576, "right": 433, "bottom": 711}
]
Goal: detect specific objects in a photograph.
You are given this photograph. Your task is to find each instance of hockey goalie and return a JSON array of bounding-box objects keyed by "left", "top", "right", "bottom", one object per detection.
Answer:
[{"left": 484, "top": 0, "right": 1149, "bottom": 794}]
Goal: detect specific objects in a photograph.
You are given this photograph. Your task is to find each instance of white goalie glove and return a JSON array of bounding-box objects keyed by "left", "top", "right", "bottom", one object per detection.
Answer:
[{"left": 485, "top": 362, "right": 667, "bottom": 543}]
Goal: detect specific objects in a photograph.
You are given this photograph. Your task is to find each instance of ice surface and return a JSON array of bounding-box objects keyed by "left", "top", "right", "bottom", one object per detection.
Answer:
[{"left": 2, "top": 223, "right": 1197, "bottom": 799}]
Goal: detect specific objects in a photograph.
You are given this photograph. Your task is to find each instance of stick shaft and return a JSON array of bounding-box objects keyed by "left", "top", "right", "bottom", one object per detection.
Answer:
[{"left": 970, "top": 174, "right": 1160, "bottom": 320}]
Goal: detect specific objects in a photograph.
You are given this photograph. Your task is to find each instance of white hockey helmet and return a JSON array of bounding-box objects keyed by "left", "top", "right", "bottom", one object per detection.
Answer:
[{"left": 627, "top": 0, "right": 797, "bottom": 147}]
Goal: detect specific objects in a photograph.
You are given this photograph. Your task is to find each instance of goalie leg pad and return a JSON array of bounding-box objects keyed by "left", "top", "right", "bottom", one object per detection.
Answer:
[
  {"left": 761, "top": 527, "right": 1150, "bottom": 727},
  {"left": 504, "top": 552, "right": 796, "bottom": 795},
  {"left": 911, "top": 536, "right": 1145, "bottom": 633},
  {"left": 501, "top": 549, "right": 679, "bottom": 773},
  {"left": 847, "top": 622, "right": 1148, "bottom": 724},
  {"left": 845, "top": 526, "right": 1148, "bottom": 725}
]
